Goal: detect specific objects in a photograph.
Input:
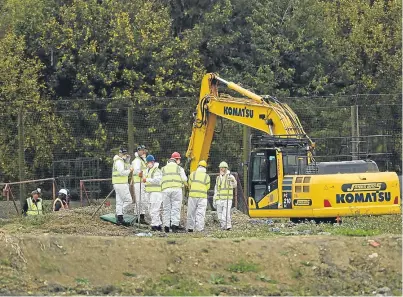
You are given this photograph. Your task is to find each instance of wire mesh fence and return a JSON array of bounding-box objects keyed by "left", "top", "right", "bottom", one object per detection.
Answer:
[{"left": 0, "top": 94, "right": 401, "bottom": 206}]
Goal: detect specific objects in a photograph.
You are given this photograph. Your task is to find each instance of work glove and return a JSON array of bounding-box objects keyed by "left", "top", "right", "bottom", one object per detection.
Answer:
[{"left": 138, "top": 171, "right": 143, "bottom": 177}]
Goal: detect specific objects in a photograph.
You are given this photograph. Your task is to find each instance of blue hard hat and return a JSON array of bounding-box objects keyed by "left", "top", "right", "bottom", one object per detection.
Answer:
[{"left": 146, "top": 155, "right": 155, "bottom": 162}]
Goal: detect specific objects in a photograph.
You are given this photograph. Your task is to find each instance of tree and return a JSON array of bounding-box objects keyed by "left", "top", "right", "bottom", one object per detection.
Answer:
[{"left": 0, "top": 32, "right": 68, "bottom": 179}]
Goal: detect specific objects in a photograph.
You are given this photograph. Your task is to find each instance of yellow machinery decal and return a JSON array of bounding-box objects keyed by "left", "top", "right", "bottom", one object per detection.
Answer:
[{"left": 337, "top": 182, "right": 391, "bottom": 203}]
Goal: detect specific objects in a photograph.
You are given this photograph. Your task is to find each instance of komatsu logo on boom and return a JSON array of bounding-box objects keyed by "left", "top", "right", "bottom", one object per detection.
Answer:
[
  {"left": 336, "top": 182, "right": 391, "bottom": 204},
  {"left": 223, "top": 106, "right": 254, "bottom": 118}
]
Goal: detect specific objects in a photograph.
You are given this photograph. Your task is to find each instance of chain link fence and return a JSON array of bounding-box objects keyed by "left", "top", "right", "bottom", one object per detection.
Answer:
[{"left": 0, "top": 94, "right": 401, "bottom": 207}]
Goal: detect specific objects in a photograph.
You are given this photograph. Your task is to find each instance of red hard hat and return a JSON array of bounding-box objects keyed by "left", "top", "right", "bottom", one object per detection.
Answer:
[{"left": 171, "top": 152, "right": 181, "bottom": 159}]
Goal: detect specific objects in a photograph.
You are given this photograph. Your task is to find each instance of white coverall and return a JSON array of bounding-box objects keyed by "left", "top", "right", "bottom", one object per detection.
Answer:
[
  {"left": 213, "top": 169, "right": 237, "bottom": 229},
  {"left": 131, "top": 152, "right": 148, "bottom": 215},
  {"left": 162, "top": 162, "right": 187, "bottom": 228},
  {"left": 112, "top": 155, "right": 132, "bottom": 216},
  {"left": 145, "top": 162, "right": 163, "bottom": 227},
  {"left": 186, "top": 166, "right": 210, "bottom": 231}
]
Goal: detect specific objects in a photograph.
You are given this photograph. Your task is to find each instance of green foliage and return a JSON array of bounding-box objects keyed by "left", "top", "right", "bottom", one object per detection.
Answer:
[
  {"left": 0, "top": 0, "right": 400, "bottom": 181},
  {"left": 75, "top": 277, "right": 90, "bottom": 285},
  {"left": 227, "top": 260, "right": 259, "bottom": 273},
  {"left": 209, "top": 274, "right": 225, "bottom": 285}
]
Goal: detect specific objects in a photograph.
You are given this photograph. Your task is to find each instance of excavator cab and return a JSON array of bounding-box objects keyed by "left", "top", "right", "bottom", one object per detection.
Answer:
[{"left": 248, "top": 134, "right": 311, "bottom": 210}]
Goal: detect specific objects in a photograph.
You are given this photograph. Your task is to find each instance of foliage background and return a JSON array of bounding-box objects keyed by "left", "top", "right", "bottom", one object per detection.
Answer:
[{"left": 0, "top": 0, "right": 401, "bottom": 197}]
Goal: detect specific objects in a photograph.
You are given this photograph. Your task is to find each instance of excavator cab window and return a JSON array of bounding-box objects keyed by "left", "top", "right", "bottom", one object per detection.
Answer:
[
  {"left": 249, "top": 150, "right": 278, "bottom": 204},
  {"left": 282, "top": 150, "right": 309, "bottom": 175}
]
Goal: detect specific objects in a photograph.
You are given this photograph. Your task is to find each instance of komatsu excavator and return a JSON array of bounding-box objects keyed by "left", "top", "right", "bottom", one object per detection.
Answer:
[{"left": 185, "top": 73, "right": 401, "bottom": 220}]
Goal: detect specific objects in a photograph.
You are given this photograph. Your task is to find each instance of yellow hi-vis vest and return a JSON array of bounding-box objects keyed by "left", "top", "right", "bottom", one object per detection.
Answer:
[
  {"left": 161, "top": 162, "right": 183, "bottom": 190},
  {"left": 132, "top": 156, "right": 147, "bottom": 183},
  {"left": 189, "top": 170, "right": 210, "bottom": 198},
  {"left": 112, "top": 158, "right": 128, "bottom": 184},
  {"left": 215, "top": 175, "right": 233, "bottom": 200},
  {"left": 145, "top": 167, "right": 162, "bottom": 193},
  {"left": 26, "top": 197, "right": 43, "bottom": 216},
  {"left": 53, "top": 198, "right": 66, "bottom": 211}
]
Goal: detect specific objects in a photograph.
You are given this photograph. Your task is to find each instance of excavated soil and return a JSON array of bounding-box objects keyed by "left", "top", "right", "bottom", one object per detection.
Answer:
[{"left": 0, "top": 204, "right": 401, "bottom": 295}]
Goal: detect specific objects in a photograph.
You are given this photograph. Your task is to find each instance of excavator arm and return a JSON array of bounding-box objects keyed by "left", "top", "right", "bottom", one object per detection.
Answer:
[{"left": 185, "top": 73, "right": 313, "bottom": 172}]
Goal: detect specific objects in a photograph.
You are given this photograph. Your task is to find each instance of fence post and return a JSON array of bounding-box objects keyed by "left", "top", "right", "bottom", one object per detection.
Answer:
[
  {"left": 351, "top": 105, "right": 359, "bottom": 160},
  {"left": 128, "top": 106, "right": 134, "bottom": 155},
  {"left": 242, "top": 126, "right": 250, "bottom": 201},
  {"left": 18, "top": 108, "right": 25, "bottom": 208}
]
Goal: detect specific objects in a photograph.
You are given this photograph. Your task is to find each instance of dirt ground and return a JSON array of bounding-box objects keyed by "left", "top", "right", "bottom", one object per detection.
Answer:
[{"left": 0, "top": 204, "right": 401, "bottom": 296}]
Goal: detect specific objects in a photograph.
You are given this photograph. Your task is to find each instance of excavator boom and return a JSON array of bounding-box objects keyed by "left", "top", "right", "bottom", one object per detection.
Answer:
[{"left": 186, "top": 73, "right": 313, "bottom": 172}]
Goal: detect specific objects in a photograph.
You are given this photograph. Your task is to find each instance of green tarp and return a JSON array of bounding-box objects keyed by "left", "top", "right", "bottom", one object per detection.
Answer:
[{"left": 100, "top": 213, "right": 137, "bottom": 225}]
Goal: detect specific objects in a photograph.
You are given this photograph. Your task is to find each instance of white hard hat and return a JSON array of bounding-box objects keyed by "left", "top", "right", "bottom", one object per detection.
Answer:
[{"left": 59, "top": 189, "right": 68, "bottom": 196}]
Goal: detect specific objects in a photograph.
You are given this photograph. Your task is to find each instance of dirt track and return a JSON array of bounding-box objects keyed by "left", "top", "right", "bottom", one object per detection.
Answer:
[{"left": 0, "top": 232, "right": 401, "bottom": 296}]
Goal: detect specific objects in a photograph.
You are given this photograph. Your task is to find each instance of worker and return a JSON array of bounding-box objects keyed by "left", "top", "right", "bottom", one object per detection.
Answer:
[
  {"left": 53, "top": 189, "right": 69, "bottom": 211},
  {"left": 112, "top": 147, "right": 133, "bottom": 225},
  {"left": 132, "top": 145, "right": 149, "bottom": 225},
  {"left": 161, "top": 152, "right": 187, "bottom": 233},
  {"left": 186, "top": 160, "right": 210, "bottom": 232},
  {"left": 142, "top": 155, "right": 163, "bottom": 231},
  {"left": 22, "top": 188, "right": 43, "bottom": 216},
  {"left": 213, "top": 161, "right": 237, "bottom": 230}
]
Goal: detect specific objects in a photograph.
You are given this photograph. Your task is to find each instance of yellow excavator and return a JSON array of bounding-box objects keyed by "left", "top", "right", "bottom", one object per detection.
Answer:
[{"left": 185, "top": 73, "right": 401, "bottom": 220}]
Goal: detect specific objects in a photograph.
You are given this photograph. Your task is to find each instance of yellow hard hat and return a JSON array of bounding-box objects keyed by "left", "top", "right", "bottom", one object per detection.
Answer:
[
  {"left": 198, "top": 160, "right": 207, "bottom": 168},
  {"left": 219, "top": 161, "right": 228, "bottom": 168}
]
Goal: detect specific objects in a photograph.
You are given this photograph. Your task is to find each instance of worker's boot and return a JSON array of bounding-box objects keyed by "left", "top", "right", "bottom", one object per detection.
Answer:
[
  {"left": 156, "top": 225, "right": 162, "bottom": 232},
  {"left": 140, "top": 214, "right": 149, "bottom": 225},
  {"left": 164, "top": 226, "right": 170, "bottom": 233},
  {"left": 151, "top": 226, "right": 160, "bottom": 232},
  {"left": 187, "top": 229, "right": 193, "bottom": 233},
  {"left": 116, "top": 215, "right": 124, "bottom": 226}
]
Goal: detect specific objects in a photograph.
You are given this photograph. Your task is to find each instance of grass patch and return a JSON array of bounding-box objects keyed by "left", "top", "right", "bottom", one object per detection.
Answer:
[
  {"left": 257, "top": 274, "right": 277, "bottom": 283},
  {"left": 209, "top": 274, "right": 225, "bottom": 285},
  {"left": 75, "top": 278, "right": 89, "bottom": 285},
  {"left": 300, "top": 261, "right": 313, "bottom": 267},
  {"left": 330, "top": 228, "right": 381, "bottom": 237},
  {"left": 122, "top": 272, "right": 136, "bottom": 277},
  {"left": 144, "top": 275, "right": 208, "bottom": 296},
  {"left": 229, "top": 274, "right": 239, "bottom": 283},
  {"left": 227, "top": 260, "right": 259, "bottom": 273},
  {"left": 40, "top": 260, "right": 59, "bottom": 273},
  {"left": 291, "top": 267, "right": 302, "bottom": 279},
  {"left": 0, "top": 258, "right": 11, "bottom": 266}
]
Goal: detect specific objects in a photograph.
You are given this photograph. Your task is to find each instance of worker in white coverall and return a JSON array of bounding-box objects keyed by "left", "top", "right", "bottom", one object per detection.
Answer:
[
  {"left": 213, "top": 161, "right": 237, "bottom": 230},
  {"left": 112, "top": 148, "right": 133, "bottom": 226},
  {"left": 186, "top": 160, "right": 210, "bottom": 232},
  {"left": 142, "top": 154, "right": 163, "bottom": 231},
  {"left": 161, "top": 152, "right": 187, "bottom": 233},
  {"left": 131, "top": 145, "right": 148, "bottom": 225}
]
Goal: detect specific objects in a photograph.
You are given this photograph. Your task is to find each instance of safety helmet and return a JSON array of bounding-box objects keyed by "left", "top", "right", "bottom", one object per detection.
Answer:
[
  {"left": 146, "top": 155, "right": 155, "bottom": 162},
  {"left": 219, "top": 161, "right": 228, "bottom": 168},
  {"left": 171, "top": 152, "right": 181, "bottom": 159},
  {"left": 59, "top": 189, "right": 68, "bottom": 196},
  {"left": 198, "top": 160, "right": 207, "bottom": 168},
  {"left": 119, "top": 147, "right": 128, "bottom": 154},
  {"left": 31, "top": 188, "right": 41, "bottom": 195},
  {"left": 137, "top": 145, "right": 146, "bottom": 151}
]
